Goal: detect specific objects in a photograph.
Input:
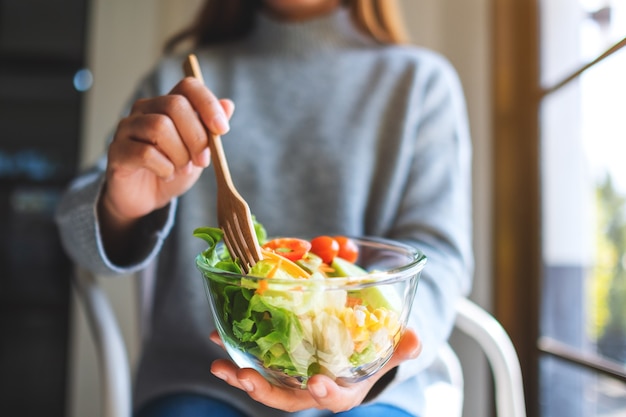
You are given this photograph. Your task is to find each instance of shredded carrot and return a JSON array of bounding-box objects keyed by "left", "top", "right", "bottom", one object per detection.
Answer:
[
  {"left": 266, "top": 262, "right": 280, "bottom": 279},
  {"left": 261, "top": 249, "right": 310, "bottom": 278},
  {"left": 346, "top": 296, "right": 362, "bottom": 308},
  {"left": 256, "top": 279, "right": 269, "bottom": 294}
]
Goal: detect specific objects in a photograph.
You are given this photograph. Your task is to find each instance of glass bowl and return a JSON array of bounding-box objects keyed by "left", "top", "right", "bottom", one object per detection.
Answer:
[{"left": 196, "top": 236, "right": 426, "bottom": 389}]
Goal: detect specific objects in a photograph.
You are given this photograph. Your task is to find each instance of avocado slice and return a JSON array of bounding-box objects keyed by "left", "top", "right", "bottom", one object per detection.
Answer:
[
  {"left": 329, "top": 256, "right": 368, "bottom": 277},
  {"left": 330, "top": 257, "right": 402, "bottom": 312},
  {"left": 296, "top": 252, "right": 324, "bottom": 274},
  {"left": 357, "top": 285, "right": 402, "bottom": 313}
]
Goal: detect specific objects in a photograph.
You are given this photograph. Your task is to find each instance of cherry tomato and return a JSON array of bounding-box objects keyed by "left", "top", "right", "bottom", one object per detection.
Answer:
[
  {"left": 334, "top": 236, "right": 359, "bottom": 263},
  {"left": 309, "top": 236, "right": 339, "bottom": 264},
  {"left": 262, "top": 238, "right": 311, "bottom": 262}
]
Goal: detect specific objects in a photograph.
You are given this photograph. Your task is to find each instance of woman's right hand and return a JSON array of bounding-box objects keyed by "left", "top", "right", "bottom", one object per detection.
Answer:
[{"left": 98, "top": 77, "right": 234, "bottom": 251}]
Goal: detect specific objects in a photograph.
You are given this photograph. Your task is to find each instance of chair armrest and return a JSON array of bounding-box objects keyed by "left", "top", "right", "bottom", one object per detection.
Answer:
[
  {"left": 455, "top": 298, "right": 527, "bottom": 417},
  {"left": 73, "top": 267, "right": 132, "bottom": 417}
]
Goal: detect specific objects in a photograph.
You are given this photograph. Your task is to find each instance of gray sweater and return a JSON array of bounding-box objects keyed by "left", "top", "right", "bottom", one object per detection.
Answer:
[{"left": 56, "top": 8, "right": 473, "bottom": 417}]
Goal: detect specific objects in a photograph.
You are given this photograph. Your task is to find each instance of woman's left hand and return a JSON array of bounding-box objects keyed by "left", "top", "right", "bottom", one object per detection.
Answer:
[{"left": 209, "top": 328, "right": 421, "bottom": 413}]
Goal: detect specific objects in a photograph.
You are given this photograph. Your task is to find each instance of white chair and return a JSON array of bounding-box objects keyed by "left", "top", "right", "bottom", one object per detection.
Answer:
[
  {"left": 73, "top": 268, "right": 131, "bottom": 417},
  {"left": 73, "top": 268, "right": 526, "bottom": 417},
  {"left": 452, "top": 298, "right": 527, "bottom": 417}
]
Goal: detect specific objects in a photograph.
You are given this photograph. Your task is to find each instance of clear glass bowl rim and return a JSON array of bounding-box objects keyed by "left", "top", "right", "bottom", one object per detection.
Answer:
[{"left": 196, "top": 235, "right": 427, "bottom": 288}]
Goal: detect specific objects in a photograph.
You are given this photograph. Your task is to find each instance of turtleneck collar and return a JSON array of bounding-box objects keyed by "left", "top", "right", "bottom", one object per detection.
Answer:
[{"left": 246, "top": 7, "right": 373, "bottom": 54}]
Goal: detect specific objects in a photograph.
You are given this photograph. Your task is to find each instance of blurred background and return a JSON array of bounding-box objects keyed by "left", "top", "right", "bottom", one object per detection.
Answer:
[{"left": 0, "top": 0, "right": 624, "bottom": 416}]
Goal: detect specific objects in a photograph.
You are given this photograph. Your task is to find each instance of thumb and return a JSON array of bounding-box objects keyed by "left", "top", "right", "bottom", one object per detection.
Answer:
[{"left": 385, "top": 328, "right": 422, "bottom": 370}]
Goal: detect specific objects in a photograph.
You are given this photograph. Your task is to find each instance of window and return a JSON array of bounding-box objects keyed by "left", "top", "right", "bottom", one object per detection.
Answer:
[
  {"left": 539, "top": 0, "right": 626, "bottom": 415},
  {"left": 494, "top": 0, "right": 626, "bottom": 416}
]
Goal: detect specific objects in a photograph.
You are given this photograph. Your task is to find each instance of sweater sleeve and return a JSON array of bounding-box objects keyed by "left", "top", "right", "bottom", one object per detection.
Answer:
[
  {"left": 389, "top": 53, "right": 474, "bottom": 384},
  {"left": 54, "top": 74, "right": 178, "bottom": 276}
]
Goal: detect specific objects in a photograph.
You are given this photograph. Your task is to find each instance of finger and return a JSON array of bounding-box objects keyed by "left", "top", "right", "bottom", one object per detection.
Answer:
[
  {"left": 211, "top": 359, "right": 318, "bottom": 412},
  {"left": 132, "top": 95, "right": 210, "bottom": 168},
  {"left": 210, "top": 360, "right": 274, "bottom": 401},
  {"left": 219, "top": 98, "right": 235, "bottom": 120},
  {"left": 234, "top": 368, "right": 318, "bottom": 412},
  {"left": 357, "top": 329, "right": 421, "bottom": 390},
  {"left": 172, "top": 77, "right": 230, "bottom": 135},
  {"left": 391, "top": 328, "right": 422, "bottom": 362},
  {"left": 123, "top": 113, "right": 196, "bottom": 169},
  {"left": 209, "top": 330, "right": 225, "bottom": 348},
  {"left": 211, "top": 359, "right": 241, "bottom": 388},
  {"left": 210, "top": 360, "right": 268, "bottom": 395},
  {"left": 108, "top": 133, "right": 175, "bottom": 180},
  {"left": 306, "top": 374, "right": 363, "bottom": 412}
]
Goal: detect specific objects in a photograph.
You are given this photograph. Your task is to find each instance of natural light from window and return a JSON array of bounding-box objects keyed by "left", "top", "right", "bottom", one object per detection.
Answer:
[{"left": 540, "top": 0, "right": 626, "bottom": 416}]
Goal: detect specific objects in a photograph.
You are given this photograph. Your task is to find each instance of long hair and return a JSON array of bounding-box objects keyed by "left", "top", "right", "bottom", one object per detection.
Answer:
[{"left": 164, "top": 0, "right": 408, "bottom": 53}]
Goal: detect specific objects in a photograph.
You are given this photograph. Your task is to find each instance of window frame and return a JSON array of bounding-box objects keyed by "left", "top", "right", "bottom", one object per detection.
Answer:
[
  {"left": 493, "top": 0, "right": 626, "bottom": 414},
  {"left": 493, "top": 0, "right": 542, "bottom": 414}
]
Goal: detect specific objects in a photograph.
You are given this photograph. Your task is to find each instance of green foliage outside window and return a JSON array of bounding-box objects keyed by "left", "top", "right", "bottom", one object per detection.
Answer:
[{"left": 591, "top": 175, "right": 626, "bottom": 363}]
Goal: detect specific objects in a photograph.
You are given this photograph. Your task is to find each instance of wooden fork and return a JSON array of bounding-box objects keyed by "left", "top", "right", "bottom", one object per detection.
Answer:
[{"left": 183, "top": 54, "right": 262, "bottom": 272}]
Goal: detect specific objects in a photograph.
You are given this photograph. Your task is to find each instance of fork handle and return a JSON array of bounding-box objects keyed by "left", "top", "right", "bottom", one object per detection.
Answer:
[{"left": 183, "top": 54, "right": 236, "bottom": 191}]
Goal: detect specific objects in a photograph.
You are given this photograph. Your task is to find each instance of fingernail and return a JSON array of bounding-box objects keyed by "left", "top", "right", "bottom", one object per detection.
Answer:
[
  {"left": 182, "top": 161, "right": 194, "bottom": 174},
  {"left": 309, "top": 382, "right": 327, "bottom": 398},
  {"left": 409, "top": 344, "right": 422, "bottom": 359},
  {"left": 212, "top": 371, "right": 227, "bottom": 382},
  {"left": 240, "top": 379, "right": 254, "bottom": 392},
  {"left": 212, "top": 114, "right": 230, "bottom": 134},
  {"left": 198, "top": 148, "right": 210, "bottom": 167}
]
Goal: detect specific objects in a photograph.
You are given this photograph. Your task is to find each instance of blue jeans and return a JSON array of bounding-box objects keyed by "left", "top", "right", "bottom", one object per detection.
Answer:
[{"left": 135, "top": 393, "right": 416, "bottom": 417}]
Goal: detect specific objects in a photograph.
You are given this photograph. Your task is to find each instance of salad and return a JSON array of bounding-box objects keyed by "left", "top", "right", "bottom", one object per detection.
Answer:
[{"left": 193, "top": 221, "right": 404, "bottom": 384}]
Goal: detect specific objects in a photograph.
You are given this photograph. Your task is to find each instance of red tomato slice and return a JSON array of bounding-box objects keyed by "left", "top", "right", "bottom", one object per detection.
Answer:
[
  {"left": 309, "top": 236, "right": 340, "bottom": 264},
  {"left": 334, "top": 236, "right": 359, "bottom": 263},
  {"left": 262, "top": 238, "right": 311, "bottom": 262}
]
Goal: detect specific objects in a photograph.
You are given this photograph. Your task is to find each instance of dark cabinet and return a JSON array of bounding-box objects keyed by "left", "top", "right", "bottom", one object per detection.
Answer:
[
  {"left": 0, "top": 0, "right": 90, "bottom": 415},
  {"left": 0, "top": 0, "right": 87, "bottom": 60}
]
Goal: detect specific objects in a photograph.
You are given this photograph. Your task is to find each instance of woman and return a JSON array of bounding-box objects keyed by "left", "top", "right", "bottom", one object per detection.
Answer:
[{"left": 56, "top": 0, "right": 473, "bottom": 416}]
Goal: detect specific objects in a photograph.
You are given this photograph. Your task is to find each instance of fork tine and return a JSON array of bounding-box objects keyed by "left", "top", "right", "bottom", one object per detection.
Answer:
[
  {"left": 241, "top": 220, "right": 262, "bottom": 264},
  {"left": 222, "top": 202, "right": 261, "bottom": 265},
  {"left": 231, "top": 212, "right": 260, "bottom": 264},
  {"left": 222, "top": 230, "right": 239, "bottom": 269},
  {"left": 222, "top": 222, "right": 246, "bottom": 270},
  {"left": 223, "top": 220, "right": 256, "bottom": 273}
]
